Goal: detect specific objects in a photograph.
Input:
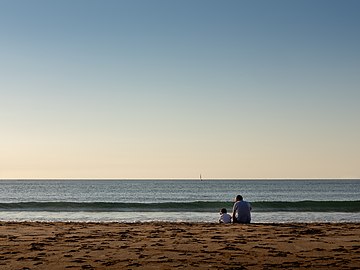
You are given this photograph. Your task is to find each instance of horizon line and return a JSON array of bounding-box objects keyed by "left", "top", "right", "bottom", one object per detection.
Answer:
[{"left": 0, "top": 178, "right": 359, "bottom": 181}]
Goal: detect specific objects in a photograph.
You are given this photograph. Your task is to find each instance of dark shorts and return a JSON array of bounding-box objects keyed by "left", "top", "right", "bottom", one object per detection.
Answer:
[{"left": 234, "top": 218, "right": 251, "bottom": 224}]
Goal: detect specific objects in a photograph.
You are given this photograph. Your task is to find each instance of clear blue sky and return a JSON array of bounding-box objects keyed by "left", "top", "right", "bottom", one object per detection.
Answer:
[{"left": 1, "top": 0, "right": 359, "bottom": 179}]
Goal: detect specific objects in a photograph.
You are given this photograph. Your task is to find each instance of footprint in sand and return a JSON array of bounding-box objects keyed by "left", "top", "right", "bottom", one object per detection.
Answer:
[
  {"left": 81, "top": 265, "right": 94, "bottom": 269},
  {"left": 30, "top": 242, "right": 45, "bottom": 251},
  {"left": 71, "top": 258, "right": 87, "bottom": 263}
]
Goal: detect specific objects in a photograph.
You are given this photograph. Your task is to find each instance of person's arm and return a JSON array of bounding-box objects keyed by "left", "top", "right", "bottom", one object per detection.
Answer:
[{"left": 232, "top": 204, "right": 237, "bottom": 223}]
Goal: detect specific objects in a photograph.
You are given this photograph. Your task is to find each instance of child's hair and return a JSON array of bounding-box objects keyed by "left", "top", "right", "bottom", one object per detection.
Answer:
[{"left": 220, "top": 208, "right": 227, "bottom": 214}]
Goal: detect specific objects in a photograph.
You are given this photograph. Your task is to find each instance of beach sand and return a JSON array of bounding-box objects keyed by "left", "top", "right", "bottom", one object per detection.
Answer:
[{"left": 0, "top": 222, "right": 359, "bottom": 269}]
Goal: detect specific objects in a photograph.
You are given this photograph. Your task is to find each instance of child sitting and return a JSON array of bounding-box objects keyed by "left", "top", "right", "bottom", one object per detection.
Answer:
[{"left": 219, "top": 208, "right": 232, "bottom": 224}]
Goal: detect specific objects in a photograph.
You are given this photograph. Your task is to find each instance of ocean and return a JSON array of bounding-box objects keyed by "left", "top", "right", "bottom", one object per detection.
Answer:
[{"left": 0, "top": 179, "right": 359, "bottom": 223}]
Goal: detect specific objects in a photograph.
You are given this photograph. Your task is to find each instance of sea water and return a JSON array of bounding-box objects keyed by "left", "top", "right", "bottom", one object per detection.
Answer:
[{"left": 0, "top": 180, "right": 359, "bottom": 223}]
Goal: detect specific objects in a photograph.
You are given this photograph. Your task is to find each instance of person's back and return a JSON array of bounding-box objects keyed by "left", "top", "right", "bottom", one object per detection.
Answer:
[
  {"left": 232, "top": 195, "right": 251, "bottom": 224},
  {"left": 219, "top": 208, "right": 232, "bottom": 224}
]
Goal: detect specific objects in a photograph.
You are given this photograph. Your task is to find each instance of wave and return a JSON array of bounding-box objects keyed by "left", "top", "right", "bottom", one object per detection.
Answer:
[{"left": 0, "top": 201, "right": 359, "bottom": 213}]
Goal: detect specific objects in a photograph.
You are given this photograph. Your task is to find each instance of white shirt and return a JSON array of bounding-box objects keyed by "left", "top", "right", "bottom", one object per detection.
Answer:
[{"left": 219, "top": 213, "right": 232, "bottom": 223}]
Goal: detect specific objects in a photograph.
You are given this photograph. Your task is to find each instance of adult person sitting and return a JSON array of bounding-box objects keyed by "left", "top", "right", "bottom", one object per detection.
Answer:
[{"left": 232, "top": 195, "right": 252, "bottom": 224}]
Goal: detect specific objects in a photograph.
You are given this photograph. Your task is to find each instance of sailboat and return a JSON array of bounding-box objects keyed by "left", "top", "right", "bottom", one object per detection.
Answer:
[{"left": 200, "top": 174, "right": 203, "bottom": 181}]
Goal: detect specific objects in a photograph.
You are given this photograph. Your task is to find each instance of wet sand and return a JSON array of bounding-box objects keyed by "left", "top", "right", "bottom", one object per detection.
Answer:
[{"left": 0, "top": 222, "right": 359, "bottom": 269}]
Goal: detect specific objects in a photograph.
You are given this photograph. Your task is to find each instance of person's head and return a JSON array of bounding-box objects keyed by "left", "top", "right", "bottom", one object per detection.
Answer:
[
  {"left": 235, "top": 195, "right": 243, "bottom": 201},
  {"left": 220, "top": 208, "right": 227, "bottom": 214}
]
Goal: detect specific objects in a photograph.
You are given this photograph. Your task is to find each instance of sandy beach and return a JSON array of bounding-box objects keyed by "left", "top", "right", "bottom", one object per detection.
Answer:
[{"left": 0, "top": 222, "right": 359, "bottom": 270}]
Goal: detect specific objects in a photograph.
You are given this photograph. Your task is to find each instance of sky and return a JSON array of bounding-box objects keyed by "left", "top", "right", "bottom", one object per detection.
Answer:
[{"left": 0, "top": 0, "right": 359, "bottom": 179}]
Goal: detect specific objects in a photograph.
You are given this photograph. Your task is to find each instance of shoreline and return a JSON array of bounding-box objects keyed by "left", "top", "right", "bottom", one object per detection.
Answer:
[
  {"left": 1, "top": 221, "right": 359, "bottom": 269},
  {"left": 1, "top": 220, "right": 360, "bottom": 224}
]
